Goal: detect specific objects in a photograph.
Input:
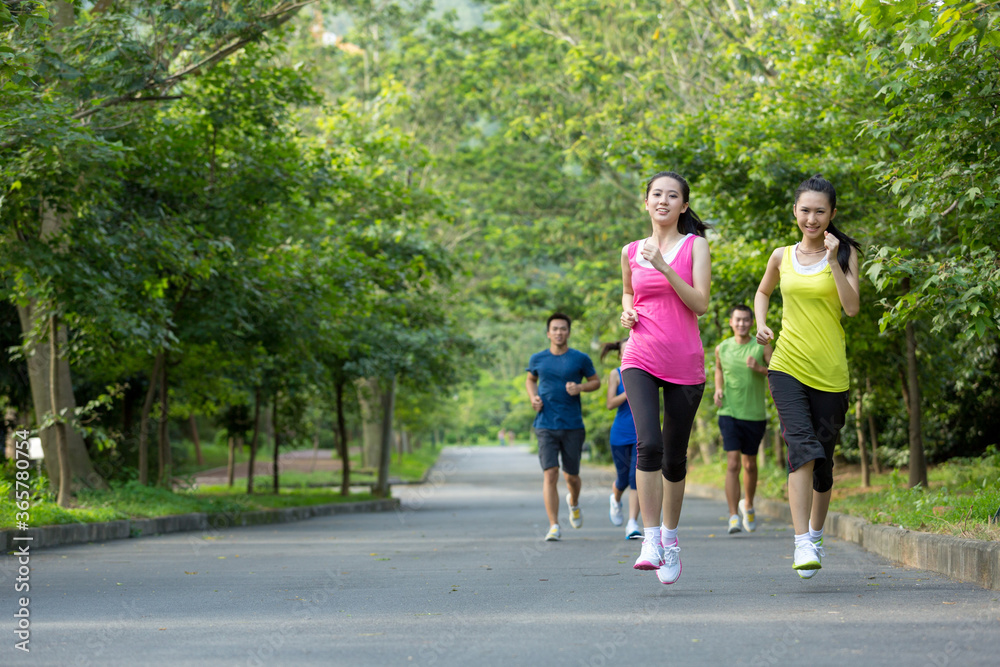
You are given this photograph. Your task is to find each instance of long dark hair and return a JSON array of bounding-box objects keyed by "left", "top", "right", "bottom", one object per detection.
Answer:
[
  {"left": 794, "top": 175, "right": 861, "bottom": 275},
  {"left": 644, "top": 171, "right": 710, "bottom": 237},
  {"left": 599, "top": 339, "right": 627, "bottom": 364}
]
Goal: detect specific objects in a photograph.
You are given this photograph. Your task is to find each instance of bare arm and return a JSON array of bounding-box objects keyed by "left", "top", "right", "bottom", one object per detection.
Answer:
[
  {"left": 826, "top": 236, "right": 860, "bottom": 317},
  {"left": 567, "top": 374, "right": 601, "bottom": 396},
  {"left": 747, "top": 350, "right": 770, "bottom": 376},
  {"left": 620, "top": 245, "right": 638, "bottom": 328},
  {"left": 643, "top": 236, "right": 712, "bottom": 316},
  {"left": 525, "top": 373, "right": 543, "bottom": 412},
  {"left": 606, "top": 369, "right": 627, "bottom": 409},
  {"left": 755, "top": 248, "right": 783, "bottom": 345}
]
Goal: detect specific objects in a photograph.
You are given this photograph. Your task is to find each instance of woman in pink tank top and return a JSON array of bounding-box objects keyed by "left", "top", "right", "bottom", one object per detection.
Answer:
[{"left": 619, "top": 171, "right": 711, "bottom": 585}]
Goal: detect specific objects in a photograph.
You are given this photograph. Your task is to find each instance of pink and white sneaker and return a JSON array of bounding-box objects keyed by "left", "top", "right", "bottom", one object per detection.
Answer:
[
  {"left": 633, "top": 537, "right": 664, "bottom": 570},
  {"left": 656, "top": 539, "right": 682, "bottom": 584}
]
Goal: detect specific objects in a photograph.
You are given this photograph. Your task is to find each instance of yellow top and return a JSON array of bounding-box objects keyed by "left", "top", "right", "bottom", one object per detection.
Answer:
[{"left": 769, "top": 245, "right": 849, "bottom": 392}]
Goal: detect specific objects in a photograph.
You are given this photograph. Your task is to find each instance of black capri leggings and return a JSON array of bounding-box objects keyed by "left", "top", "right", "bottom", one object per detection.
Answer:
[
  {"left": 621, "top": 368, "right": 705, "bottom": 482},
  {"left": 768, "top": 370, "right": 848, "bottom": 494}
]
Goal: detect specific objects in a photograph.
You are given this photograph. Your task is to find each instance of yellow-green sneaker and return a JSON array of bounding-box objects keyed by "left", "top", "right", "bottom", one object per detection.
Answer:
[
  {"left": 794, "top": 538, "right": 823, "bottom": 578},
  {"left": 739, "top": 499, "right": 757, "bottom": 532},
  {"left": 566, "top": 493, "right": 583, "bottom": 529}
]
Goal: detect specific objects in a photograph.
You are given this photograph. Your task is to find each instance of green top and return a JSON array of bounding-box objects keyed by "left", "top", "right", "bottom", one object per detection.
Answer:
[
  {"left": 768, "top": 245, "right": 849, "bottom": 392},
  {"left": 717, "top": 336, "right": 768, "bottom": 421}
]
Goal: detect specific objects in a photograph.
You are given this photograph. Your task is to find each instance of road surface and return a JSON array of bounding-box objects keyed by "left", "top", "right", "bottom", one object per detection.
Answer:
[{"left": 4, "top": 445, "right": 998, "bottom": 666}]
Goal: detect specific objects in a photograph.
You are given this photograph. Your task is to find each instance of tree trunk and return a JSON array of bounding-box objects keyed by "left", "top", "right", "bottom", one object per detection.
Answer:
[
  {"left": 272, "top": 393, "right": 280, "bottom": 495},
  {"left": 227, "top": 436, "right": 236, "bottom": 487},
  {"left": 905, "top": 321, "right": 928, "bottom": 488},
  {"left": 246, "top": 387, "right": 261, "bottom": 495},
  {"left": 12, "top": 1, "right": 104, "bottom": 494},
  {"left": 157, "top": 355, "right": 171, "bottom": 487},
  {"left": 375, "top": 376, "right": 397, "bottom": 498},
  {"left": 138, "top": 352, "right": 163, "bottom": 485},
  {"left": 16, "top": 300, "right": 107, "bottom": 491},
  {"left": 855, "top": 389, "right": 869, "bottom": 489},
  {"left": 865, "top": 377, "right": 882, "bottom": 474},
  {"left": 189, "top": 414, "right": 204, "bottom": 465},
  {"left": 356, "top": 377, "right": 384, "bottom": 470},
  {"left": 900, "top": 367, "right": 910, "bottom": 418},
  {"left": 336, "top": 379, "right": 350, "bottom": 496},
  {"left": 50, "top": 315, "right": 71, "bottom": 507}
]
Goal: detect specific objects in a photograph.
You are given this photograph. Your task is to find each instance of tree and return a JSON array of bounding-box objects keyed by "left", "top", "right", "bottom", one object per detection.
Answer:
[
  {"left": 856, "top": 0, "right": 1000, "bottom": 483},
  {"left": 1, "top": 1, "right": 314, "bottom": 494}
]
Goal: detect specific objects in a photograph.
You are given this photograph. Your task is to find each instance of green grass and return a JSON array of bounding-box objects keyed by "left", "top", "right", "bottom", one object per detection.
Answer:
[
  {"left": 0, "top": 444, "right": 442, "bottom": 531},
  {"left": 686, "top": 446, "right": 1000, "bottom": 541}
]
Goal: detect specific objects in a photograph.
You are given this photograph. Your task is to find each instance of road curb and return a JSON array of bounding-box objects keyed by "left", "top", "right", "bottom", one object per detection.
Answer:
[
  {"left": 1, "top": 498, "right": 400, "bottom": 551},
  {"left": 686, "top": 483, "right": 1000, "bottom": 590}
]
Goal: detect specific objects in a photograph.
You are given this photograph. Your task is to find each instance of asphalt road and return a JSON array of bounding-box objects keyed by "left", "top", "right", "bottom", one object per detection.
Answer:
[{"left": 4, "top": 445, "right": 999, "bottom": 666}]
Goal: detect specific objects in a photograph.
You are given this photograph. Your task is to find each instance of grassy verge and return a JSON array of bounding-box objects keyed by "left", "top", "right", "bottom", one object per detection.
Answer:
[
  {"left": 0, "top": 445, "right": 442, "bottom": 531},
  {"left": 201, "top": 444, "right": 442, "bottom": 490},
  {"left": 686, "top": 446, "right": 1000, "bottom": 542}
]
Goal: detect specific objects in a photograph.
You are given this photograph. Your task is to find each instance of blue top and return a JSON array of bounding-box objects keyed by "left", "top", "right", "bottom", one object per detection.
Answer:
[
  {"left": 609, "top": 368, "right": 636, "bottom": 446},
  {"left": 526, "top": 348, "right": 597, "bottom": 430}
]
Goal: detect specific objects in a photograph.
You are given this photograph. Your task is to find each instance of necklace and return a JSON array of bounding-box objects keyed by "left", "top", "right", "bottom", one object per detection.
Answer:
[{"left": 797, "top": 244, "right": 826, "bottom": 255}]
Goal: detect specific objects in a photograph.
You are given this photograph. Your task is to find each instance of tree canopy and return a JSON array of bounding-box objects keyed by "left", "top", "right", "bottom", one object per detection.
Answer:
[{"left": 2, "top": 0, "right": 998, "bottom": 495}]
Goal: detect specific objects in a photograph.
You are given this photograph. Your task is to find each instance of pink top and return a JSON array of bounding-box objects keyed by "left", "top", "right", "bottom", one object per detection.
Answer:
[{"left": 620, "top": 235, "right": 705, "bottom": 385}]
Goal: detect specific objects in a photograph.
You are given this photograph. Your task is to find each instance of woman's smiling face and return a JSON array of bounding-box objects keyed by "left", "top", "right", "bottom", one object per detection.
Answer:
[
  {"left": 644, "top": 176, "right": 688, "bottom": 226},
  {"left": 794, "top": 189, "right": 836, "bottom": 241}
]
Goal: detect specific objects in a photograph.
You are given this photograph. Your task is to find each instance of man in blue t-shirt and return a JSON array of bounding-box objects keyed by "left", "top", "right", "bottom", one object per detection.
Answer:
[{"left": 525, "top": 312, "right": 600, "bottom": 542}]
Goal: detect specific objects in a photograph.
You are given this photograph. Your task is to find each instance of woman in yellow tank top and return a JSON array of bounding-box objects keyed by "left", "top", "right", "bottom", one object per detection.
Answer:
[{"left": 753, "top": 175, "right": 861, "bottom": 580}]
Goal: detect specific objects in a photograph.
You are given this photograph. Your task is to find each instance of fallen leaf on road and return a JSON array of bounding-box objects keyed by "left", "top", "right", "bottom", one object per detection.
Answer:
[{"left": 184, "top": 572, "right": 198, "bottom": 575}]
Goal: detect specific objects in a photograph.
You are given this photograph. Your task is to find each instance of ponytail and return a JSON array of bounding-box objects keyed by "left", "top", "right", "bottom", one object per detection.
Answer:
[
  {"left": 826, "top": 221, "right": 861, "bottom": 275},
  {"left": 600, "top": 339, "right": 627, "bottom": 364}
]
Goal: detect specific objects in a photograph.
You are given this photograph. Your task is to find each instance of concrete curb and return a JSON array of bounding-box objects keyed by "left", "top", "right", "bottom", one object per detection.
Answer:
[
  {"left": 686, "top": 483, "right": 1000, "bottom": 591},
  {"left": 1, "top": 498, "right": 400, "bottom": 552}
]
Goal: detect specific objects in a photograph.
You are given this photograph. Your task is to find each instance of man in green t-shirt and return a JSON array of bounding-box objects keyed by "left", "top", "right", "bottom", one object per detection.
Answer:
[{"left": 714, "top": 305, "right": 772, "bottom": 534}]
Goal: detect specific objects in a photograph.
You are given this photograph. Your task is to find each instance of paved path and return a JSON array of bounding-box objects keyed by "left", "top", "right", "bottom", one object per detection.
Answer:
[{"left": 5, "top": 446, "right": 998, "bottom": 666}]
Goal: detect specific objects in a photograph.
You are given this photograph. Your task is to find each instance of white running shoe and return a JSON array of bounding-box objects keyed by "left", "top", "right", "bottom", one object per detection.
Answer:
[
  {"left": 545, "top": 524, "right": 561, "bottom": 541},
  {"left": 625, "top": 519, "right": 642, "bottom": 540},
  {"left": 633, "top": 538, "right": 663, "bottom": 570},
  {"left": 728, "top": 514, "right": 741, "bottom": 534},
  {"left": 739, "top": 499, "right": 757, "bottom": 532},
  {"left": 793, "top": 539, "right": 822, "bottom": 574},
  {"left": 657, "top": 539, "right": 682, "bottom": 584},
  {"left": 797, "top": 538, "right": 824, "bottom": 579},
  {"left": 609, "top": 494, "right": 624, "bottom": 526},
  {"left": 567, "top": 493, "right": 583, "bottom": 529}
]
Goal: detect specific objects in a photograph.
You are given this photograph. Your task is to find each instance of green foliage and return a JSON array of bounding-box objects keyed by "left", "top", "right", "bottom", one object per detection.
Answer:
[
  {"left": 835, "top": 450, "right": 1000, "bottom": 541},
  {"left": 4, "top": 0, "right": 1000, "bottom": 488},
  {"left": 855, "top": 0, "right": 1000, "bottom": 338}
]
